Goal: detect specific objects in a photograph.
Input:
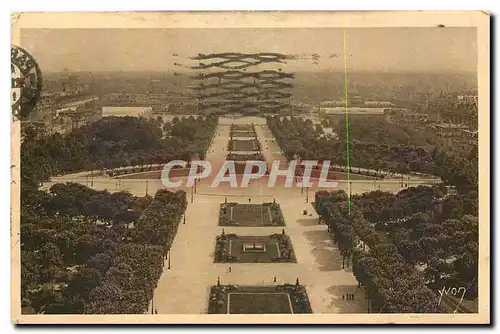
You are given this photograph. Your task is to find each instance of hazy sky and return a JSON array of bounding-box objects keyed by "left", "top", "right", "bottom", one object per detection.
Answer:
[{"left": 21, "top": 28, "right": 477, "bottom": 73}]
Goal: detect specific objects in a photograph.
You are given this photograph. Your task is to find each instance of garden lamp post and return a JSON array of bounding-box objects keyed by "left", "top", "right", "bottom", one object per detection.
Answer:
[{"left": 168, "top": 250, "right": 171, "bottom": 269}]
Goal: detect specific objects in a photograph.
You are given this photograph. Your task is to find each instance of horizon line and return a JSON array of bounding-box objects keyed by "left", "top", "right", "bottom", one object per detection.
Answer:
[{"left": 42, "top": 69, "right": 478, "bottom": 75}]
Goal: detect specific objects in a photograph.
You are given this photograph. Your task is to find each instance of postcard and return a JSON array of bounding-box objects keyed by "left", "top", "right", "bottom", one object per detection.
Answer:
[{"left": 11, "top": 11, "right": 490, "bottom": 324}]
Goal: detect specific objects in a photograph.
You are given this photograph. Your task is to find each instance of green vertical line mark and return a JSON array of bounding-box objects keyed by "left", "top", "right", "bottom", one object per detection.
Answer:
[{"left": 343, "top": 27, "right": 352, "bottom": 215}]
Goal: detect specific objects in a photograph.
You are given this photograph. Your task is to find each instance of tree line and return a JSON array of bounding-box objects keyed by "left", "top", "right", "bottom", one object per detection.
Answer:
[
  {"left": 315, "top": 185, "right": 478, "bottom": 313},
  {"left": 21, "top": 115, "right": 218, "bottom": 187},
  {"left": 421, "top": 93, "right": 478, "bottom": 129},
  {"left": 21, "top": 183, "right": 187, "bottom": 314},
  {"left": 266, "top": 115, "right": 478, "bottom": 191},
  {"left": 20, "top": 114, "right": 206, "bottom": 313}
]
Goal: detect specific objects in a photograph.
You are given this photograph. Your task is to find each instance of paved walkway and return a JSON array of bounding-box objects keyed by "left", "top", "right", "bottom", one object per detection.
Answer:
[
  {"left": 149, "top": 120, "right": 368, "bottom": 314},
  {"left": 150, "top": 191, "right": 367, "bottom": 314},
  {"left": 41, "top": 117, "right": 437, "bottom": 315}
]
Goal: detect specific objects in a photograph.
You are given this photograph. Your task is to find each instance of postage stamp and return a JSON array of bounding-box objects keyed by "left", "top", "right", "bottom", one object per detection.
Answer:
[
  {"left": 10, "top": 11, "right": 489, "bottom": 325},
  {"left": 11, "top": 45, "right": 43, "bottom": 119}
]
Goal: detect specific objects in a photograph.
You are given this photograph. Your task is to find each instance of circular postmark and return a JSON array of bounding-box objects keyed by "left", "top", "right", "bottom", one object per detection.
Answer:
[{"left": 11, "top": 45, "right": 43, "bottom": 119}]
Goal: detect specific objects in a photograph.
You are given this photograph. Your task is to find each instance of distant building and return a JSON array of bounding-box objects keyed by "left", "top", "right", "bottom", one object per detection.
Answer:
[
  {"left": 457, "top": 95, "right": 478, "bottom": 104},
  {"left": 460, "top": 129, "right": 478, "bottom": 146},
  {"left": 429, "top": 123, "right": 477, "bottom": 151},
  {"left": 50, "top": 97, "right": 103, "bottom": 133},
  {"left": 56, "top": 106, "right": 78, "bottom": 116},
  {"left": 432, "top": 123, "right": 468, "bottom": 138},
  {"left": 62, "top": 96, "right": 99, "bottom": 108},
  {"left": 102, "top": 106, "right": 152, "bottom": 118},
  {"left": 320, "top": 99, "right": 395, "bottom": 109},
  {"left": 384, "top": 109, "right": 428, "bottom": 124},
  {"left": 364, "top": 101, "right": 395, "bottom": 108},
  {"left": 317, "top": 106, "right": 385, "bottom": 115},
  {"left": 53, "top": 108, "right": 101, "bottom": 133},
  {"left": 320, "top": 100, "right": 345, "bottom": 108},
  {"left": 34, "top": 93, "right": 59, "bottom": 118},
  {"left": 349, "top": 96, "right": 364, "bottom": 106}
]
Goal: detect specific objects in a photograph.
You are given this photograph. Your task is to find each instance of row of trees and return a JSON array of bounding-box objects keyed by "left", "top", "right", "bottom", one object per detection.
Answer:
[
  {"left": 352, "top": 243, "right": 445, "bottom": 313},
  {"left": 267, "top": 115, "right": 442, "bottom": 174},
  {"left": 266, "top": 115, "right": 478, "bottom": 191},
  {"left": 21, "top": 181, "right": 187, "bottom": 314},
  {"left": 315, "top": 185, "right": 478, "bottom": 312},
  {"left": 20, "top": 113, "right": 200, "bottom": 314},
  {"left": 422, "top": 94, "right": 478, "bottom": 129},
  {"left": 315, "top": 190, "right": 444, "bottom": 313},
  {"left": 21, "top": 115, "right": 218, "bottom": 187},
  {"left": 352, "top": 187, "right": 478, "bottom": 298}
]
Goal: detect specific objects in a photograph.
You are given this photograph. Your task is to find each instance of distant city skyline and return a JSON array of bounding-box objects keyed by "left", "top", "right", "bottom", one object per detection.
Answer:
[{"left": 21, "top": 28, "right": 477, "bottom": 73}]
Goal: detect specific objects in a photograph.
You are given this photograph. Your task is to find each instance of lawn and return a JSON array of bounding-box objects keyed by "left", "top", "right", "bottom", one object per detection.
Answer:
[
  {"left": 219, "top": 203, "right": 285, "bottom": 227},
  {"left": 226, "top": 152, "right": 265, "bottom": 162},
  {"left": 208, "top": 285, "right": 313, "bottom": 314},
  {"left": 229, "top": 139, "right": 259, "bottom": 151},
  {"left": 232, "top": 130, "right": 255, "bottom": 138},
  {"left": 231, "top": 124, "right": 254, "bottom": 132},
  {"left": 228, "top": 293, "right": 292, "bottom": 314},
  {"left": 213, "top": 233, "right": 296, "bottom": 263}
]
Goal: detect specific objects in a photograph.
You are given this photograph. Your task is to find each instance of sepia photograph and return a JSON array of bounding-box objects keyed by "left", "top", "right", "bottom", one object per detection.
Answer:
[{"left": 10, "top": 11, "right": 490, "bottom": 324}]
